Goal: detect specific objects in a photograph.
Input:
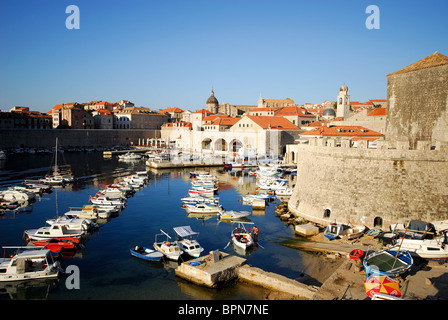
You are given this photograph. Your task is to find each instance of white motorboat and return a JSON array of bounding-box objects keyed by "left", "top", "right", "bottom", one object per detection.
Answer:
[
  {"left": 218, "top": 210, "right": 251, "bottom": 220},
  {"left": 89, "top": 195, "right": 126, "bottom": 207},
  {"left": 185, "top": 203, "right": 222, "bottom": 214},
  {"left": 0, "top": 190, "right": 34, "bottom": 202},
  {"left": 64, "top": 206, "right": 100, "bottom": 220},
  {"left": 23, "top": 180, "right": 52, "bottom": 193},
  {"left": 173, "top": 226, "right": 204, "bottom": 258},
  {"left": 79, "top": 204, "right": 115, "bottom": 219},
  {"left": 118, "top": 152, "right": 142, "bottom": 161},
  {"left": 8, "top": 183, "right": 42, "bottom": 194},
  {"left": 25, "top": 223, "right": 85, "bottom": 241},
  {"left": 153, "top": 229, "right": 183, "bottom": 261},
  {"left": 275, "top": 187, "right": 294, "bottom": 196},
  {"left": 391, "top": 234, "right": 448, "bottom": 259},
  {"left": 39, "top": 175, "right": 66, "bottom": 186},
  {"left": 0, "top": 248, "right": 63, "bottom": 282},
  {"left": 45, "top": 217, "right": 97, "bottom": 232}
]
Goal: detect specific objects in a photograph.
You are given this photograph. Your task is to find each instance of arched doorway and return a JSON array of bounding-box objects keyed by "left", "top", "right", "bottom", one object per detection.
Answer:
[
  {"left": 214, "top": 138, "right": 227, "bottom": 152},
  {"left": 229, "top": 139, "right": 243, "bottom": 153},
  {"left": 202, "top": 138, "right": 212, "bottom": 150}
]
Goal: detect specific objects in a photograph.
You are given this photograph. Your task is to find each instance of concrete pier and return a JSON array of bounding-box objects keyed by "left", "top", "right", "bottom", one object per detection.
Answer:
[
  {"left": 175, "top": 252, "right": 246, "bottom": 288},
  {"left": 237, "top": 265, "right": 318, "bottom": 299}
]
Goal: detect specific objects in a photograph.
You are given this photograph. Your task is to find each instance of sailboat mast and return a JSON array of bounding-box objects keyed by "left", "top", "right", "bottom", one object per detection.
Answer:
[{"left": 54, "top": 137, "right": 58, "bottom": 174}]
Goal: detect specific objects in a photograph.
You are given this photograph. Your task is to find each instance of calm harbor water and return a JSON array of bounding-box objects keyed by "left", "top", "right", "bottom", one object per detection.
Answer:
[{"left": 0, "top": 152, "right": 330, "bottom": 300}]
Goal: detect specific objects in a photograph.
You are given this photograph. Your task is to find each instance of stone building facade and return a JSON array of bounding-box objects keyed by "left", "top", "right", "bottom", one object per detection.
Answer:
[
  {"left": 287, "top": 52, "right": 448, "bottom": 229},
  {"left": 386, "top": 52, "right": 448, "bottom": 148}
]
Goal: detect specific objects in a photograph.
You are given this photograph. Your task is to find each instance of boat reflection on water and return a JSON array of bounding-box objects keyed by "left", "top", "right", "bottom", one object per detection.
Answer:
[{"left": 0, "top": 278, "right": 60, "bottom": 300}]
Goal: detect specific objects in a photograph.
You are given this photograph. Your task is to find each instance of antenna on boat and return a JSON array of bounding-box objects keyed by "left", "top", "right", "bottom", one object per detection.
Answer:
[{"left": 392, "top": 225, "right": 408, "bottom": 269}]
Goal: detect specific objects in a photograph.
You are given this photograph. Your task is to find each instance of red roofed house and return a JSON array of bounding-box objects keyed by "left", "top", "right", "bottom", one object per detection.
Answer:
[
  {"left": 92, "top": 108, "right": 113, "bottom": 129},
  {"left": 161, "top": 107, "right": 184, "bottom": 122},
  {"left": 299, "top": 124, "right": 384, "bottom": 148}
]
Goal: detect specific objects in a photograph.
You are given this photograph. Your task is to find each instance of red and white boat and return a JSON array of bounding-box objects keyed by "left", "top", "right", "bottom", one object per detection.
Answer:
[{"left": 188, "top": 187, "right": 214, "bottom": 197}]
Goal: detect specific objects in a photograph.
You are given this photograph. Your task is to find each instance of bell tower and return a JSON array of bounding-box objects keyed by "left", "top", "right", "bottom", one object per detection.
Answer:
[{"left": 336, "top": 84, "right": 350, "bottom": 120}]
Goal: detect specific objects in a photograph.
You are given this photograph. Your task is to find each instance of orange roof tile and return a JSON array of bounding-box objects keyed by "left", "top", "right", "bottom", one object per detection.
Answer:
[
  {"left": 162, "top": 107, "right": 184, "bottom": 113},
  {"left": 246, "top": 116, "right": 300, "bottom": 130},
  {"left": 276, "top": 106, "right": 315, "bottom": 117},
  {"left": 202, "top": 114, "right": 230, "bottom": 122},
  {"left": 368, "top": 107, "right": 386, "bottom": 117},
  {"left": 210, "top": 117, "right": 240, "bottom": 126},
  {"left": 301, "top": 125, "right": 383, "bottom": 137}
]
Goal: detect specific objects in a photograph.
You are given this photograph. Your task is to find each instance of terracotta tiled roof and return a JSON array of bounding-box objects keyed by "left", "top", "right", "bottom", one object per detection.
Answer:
[
  {"left": 210, "top": 117, "right": 240, "bottom": 126},
  {"left": 276, "top": 106, "right": 315, "bottom": 117},
  {"left": 368, "top": 107, "right": 386, "bottom": 117},
  {"left": 202, "top": 114, "right": 230, "bottom": 122},
  {"left": 301, "top": 125, "right": 383, "bottom": 137},
  {"left": 162, "top": 107, "right": 184, "bottom": 113},
  {"left": 388, "top": 52, "right": 448, "bottom": 76},
  {"left": 92, "top": 109, "right": 112, "bottom": 116},
  {"left": 246, "top": 116, "right": 300, "bottom": 130}
]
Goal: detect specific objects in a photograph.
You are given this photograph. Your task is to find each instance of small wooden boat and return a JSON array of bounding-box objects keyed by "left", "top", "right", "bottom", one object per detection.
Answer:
[
  {"left": 341, "top": 225, "right": 367, "bottom": 240},
  {"left": 230, "top": 223, "right": 254, "bottom": 251},
  {"left": 218, "top": 210, "right": 251, "bottom": 221},
  {"left": 324, "top": 223, "right": 348, "bottom": 241},
  {"left": 364, "top": 228, "right": 381, "bottom": 239},
  {"left": 363, "top": 249, "right": 413, "bottom": 278},
  {"left": 130, "top": 246, "right": 164, "bottom": 261}
]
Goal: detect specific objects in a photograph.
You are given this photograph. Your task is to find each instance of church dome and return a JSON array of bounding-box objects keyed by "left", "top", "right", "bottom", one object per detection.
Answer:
[
  {"left": 206, "top": 90, "right": 219, "bottom": 105},
  {"left": 322, "top": 107, "right": 336, "bottom": 120},
  {"left": 340, "top": 84, "right": 348, "bottom": 91}
]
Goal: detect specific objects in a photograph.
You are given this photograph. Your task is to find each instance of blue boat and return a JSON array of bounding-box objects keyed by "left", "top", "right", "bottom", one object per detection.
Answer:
[
  {"left": 130, "top": 246, "right": 164, "bottom": 261},
  {"left": 363, "top": 249, "right": 413, "bottom": 278}
]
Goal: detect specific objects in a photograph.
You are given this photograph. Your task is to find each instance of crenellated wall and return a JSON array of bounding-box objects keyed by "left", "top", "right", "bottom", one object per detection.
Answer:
[{"left": 287, "top": 138, "right": 448, "bottom": 229}]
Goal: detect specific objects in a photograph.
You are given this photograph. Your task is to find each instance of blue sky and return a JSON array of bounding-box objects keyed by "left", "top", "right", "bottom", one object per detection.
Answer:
[{"left": 0, "top": 0, "right": 447, "bottom": 113}]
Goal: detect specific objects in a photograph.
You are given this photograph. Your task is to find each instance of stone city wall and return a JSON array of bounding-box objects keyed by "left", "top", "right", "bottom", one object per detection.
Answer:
[
  {"left": 288, "top": 138, "right": 448, "bottom": 229},
  {"left": 0, "top": 129, "right": 160, "bottom": 149},
  {"left": 386, "top": 64, "right": 448, "bottom": 147}
]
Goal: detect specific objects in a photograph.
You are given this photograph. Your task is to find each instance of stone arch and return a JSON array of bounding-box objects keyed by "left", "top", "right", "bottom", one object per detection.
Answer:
[
  {"left": 323, "top": 208, "right": 331, "bottom": 218},
  {"left": 214, "top": 138, "right": 227, "bottom": 152},
  {"left": 229, "top": 139, "right": 243, "bottom": 153},
  {"left": 202, "top": 138, "right": 212, "bottom": 150}
]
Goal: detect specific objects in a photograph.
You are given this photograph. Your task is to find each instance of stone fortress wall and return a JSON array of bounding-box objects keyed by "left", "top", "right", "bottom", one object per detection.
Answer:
[
  {"left": 288, "top": 138, "right": 448, "bottom": 229},
  {"left": 0, "top": 129, "right": 160, "bottom": 149},
  {"left": 288, "top": 52, "right": 448, "bottom": 230}
]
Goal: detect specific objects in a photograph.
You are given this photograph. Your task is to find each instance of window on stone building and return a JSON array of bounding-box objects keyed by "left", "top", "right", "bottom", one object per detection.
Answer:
[{"left": 323, "top": 209, "right": 331, "bottom": 218}]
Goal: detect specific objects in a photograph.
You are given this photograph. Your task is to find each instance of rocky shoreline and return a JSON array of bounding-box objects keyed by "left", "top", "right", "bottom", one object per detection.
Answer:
[{"left": 269, "top": 200, "right": 448, "bottom": 300}]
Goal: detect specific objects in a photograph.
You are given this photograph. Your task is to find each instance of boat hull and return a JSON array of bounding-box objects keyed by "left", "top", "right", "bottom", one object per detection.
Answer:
[
  {"left": 130, "top": 247, "right": 164, "bottom": 261},
  {"left": 363, "top": 249, "right": 413, "bottom": 278}
]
